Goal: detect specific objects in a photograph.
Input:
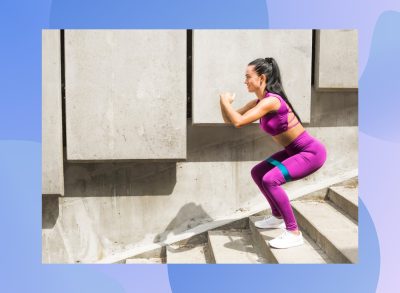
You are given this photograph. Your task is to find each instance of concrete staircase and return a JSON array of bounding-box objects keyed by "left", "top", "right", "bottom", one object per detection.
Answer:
[{"left": 124, "top": 177, "right": 358, "bottom": 264}]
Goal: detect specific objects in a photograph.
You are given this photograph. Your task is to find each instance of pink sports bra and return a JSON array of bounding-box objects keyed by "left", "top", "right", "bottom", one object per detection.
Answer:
[{"left": 255, "top": 92, "right": 300, "bottom": 136}]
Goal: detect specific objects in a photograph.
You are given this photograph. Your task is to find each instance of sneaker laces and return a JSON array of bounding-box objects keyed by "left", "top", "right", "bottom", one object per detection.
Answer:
[
  {"left": 263, "top": 215, "right": 273, "bottom": 221},
  {"left": 264, "top": 215, "right": 281, "bottom": 221},
  {"left": 277, "top": 230, "right": 290, "bottom": 239}
]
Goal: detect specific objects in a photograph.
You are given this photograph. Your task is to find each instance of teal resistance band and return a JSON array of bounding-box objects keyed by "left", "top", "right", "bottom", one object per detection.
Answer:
[{"left": 265, "top": 157, "right": 292, "bottom": 182}]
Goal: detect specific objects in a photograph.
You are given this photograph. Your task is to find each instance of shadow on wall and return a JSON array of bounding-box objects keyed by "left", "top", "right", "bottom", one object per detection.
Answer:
[
  {"left": 153, "top": 202, "right": 212, "bottom": 244},
  {"left": 57, "top": 87, "right": 358, "bottom": 200},
  {"left": 187, "top": 88, "right": 357, "bottom": 162},
  {"left": 309, "top": 88, "right": 358, "bottom": 127},
  {"left": 42, "top": 195, "right": 59, "bottom": 229},
  {"left": 187, "top": 122, "right": 279, "bottom": 162},
  {"left": 63, "top": 161, "right": 177, "bottom": 197}
]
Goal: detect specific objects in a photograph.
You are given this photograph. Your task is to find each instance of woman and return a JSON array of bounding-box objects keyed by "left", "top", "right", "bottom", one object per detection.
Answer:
[{"left": 220, "top": 57, "right": 327, "bottom": 249}]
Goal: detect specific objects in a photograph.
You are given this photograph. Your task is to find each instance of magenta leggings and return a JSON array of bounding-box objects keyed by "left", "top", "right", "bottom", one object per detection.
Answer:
[{"left": 251, "top": 130, "right": 327, "bottom": 231}]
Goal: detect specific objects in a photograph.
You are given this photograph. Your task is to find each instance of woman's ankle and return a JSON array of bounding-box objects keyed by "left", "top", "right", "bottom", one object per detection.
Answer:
[{"left": 288, "top": 229, "right": 300, "bottom": 235}]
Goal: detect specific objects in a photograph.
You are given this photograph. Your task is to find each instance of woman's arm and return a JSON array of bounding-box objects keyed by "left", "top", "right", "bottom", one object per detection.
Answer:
[
  {"left": 220, "top": 100, "right": 232, "bottom": 123},
  {"left": 220, "top": 99, "right": 258, "bottom": 124},
  {"left": 221, "top": 97, "right": 278, "bottom": 128},
  {"left": 235, "top": 99, "right": 259, "bottom": 115}
]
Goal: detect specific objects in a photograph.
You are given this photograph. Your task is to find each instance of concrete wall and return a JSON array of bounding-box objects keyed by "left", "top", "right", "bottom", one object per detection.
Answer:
[
  {"left": 310, "top": 88, "right": 358, "bottom": 126},
  {"left": 192, "top": 30, "right": 312, "bottom": 124},
  {"left": 315, "top": 30, "right": 358, "bottom": 90},
  {"left": 64, "top": 30, "right": 187, "bottom": 161},
  {"left": 42, "top": 30, "right": 64, "bottom": 195}
]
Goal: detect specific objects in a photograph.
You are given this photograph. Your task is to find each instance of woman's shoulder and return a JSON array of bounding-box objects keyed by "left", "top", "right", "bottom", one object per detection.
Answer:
[
  {"left": 265, "top": 93, "right": 285, "bottom": 111},
  {"left": 265, "top": 92, "right": 283, "bottom": 100},
  {"left": 257, "top": 95, "right": 281, "bottom": 112}
]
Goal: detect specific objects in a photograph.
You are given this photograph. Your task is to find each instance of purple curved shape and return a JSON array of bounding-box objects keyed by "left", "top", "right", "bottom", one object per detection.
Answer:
[
  {"left": 360, "top": 130, "right": 400, "bottom": 293},
  {"left": 359, "top": 11, "right": 400, "bottom": 142}
]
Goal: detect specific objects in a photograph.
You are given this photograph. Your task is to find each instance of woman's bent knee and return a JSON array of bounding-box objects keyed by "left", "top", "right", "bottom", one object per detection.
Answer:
[
  {"left": 251, "top": 166, "right": 262, "bottom": 184},
  {"left": 261, "top": 172, "right": 282, "bottom": 189}
]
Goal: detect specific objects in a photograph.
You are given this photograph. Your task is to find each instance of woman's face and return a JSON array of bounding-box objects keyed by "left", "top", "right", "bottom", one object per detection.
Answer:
[{"left": 244, "top": 65, "right": 266, "bottom": 93}]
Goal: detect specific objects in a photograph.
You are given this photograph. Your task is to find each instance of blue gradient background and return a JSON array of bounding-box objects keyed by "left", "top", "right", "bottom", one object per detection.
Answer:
[{"left": 0, "top": 0, "right": 398, "bottom": 292}]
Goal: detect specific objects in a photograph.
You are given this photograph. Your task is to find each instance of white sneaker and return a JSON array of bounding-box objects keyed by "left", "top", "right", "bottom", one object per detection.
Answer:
[
  {"left": 254, "top": 215, "right": 285, "bottom": 229},
  {"left": 268, "top": 230, "right": 304, "bottom": 249}
]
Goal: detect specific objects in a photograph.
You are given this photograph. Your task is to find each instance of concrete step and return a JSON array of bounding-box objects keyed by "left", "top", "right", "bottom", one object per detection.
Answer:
[
  {"left": 328, "top": 184, "right": 358, "bottom": 222},
  {"left": 166, "top": 243, "right": 209, "bottom": 264},
  {"left": 208, "top": 229, "right": 268, "bottom": 264},
  {"left": 249, "top": 216, "right": 330, "bottom": 264},
  {"left": 125, "top": 257, "right": 164, "bottom": 264},
  {"left": 292, "top": 200, "right": 358, "bottom": 263}
]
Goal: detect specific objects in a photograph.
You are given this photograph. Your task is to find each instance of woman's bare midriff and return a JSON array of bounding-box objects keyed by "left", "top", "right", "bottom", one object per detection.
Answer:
[{"left": 271, "top": 123, "right": 306, "bottom": 148}]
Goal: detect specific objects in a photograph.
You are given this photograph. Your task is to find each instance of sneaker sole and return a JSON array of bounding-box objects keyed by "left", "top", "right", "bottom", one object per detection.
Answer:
[
  {"left": 268, "top": 239, "right": 304, "bottom": 249},
  {"left": 255, "top": 222, "right": 286, "bottom": 229}
]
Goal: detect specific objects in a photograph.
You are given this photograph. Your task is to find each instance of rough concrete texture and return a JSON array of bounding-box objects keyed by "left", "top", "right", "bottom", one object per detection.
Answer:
[
  {"left": 208, "top": 230, "right": 266, "bottom": 263},
  {"left": 125, "top": 258, "right": 163, "bottom": 264},
  {"left": 166, "top": 243, "right": 208, "bottom": 264},
  {"left": 309, "top": 87, "right": 358, "bottom": 127},
  {"left": 292, "top": 200, "right": 358, "bottom": 263},
  {"left": 330, "top": 185, "right": 358, "bottom": 207},
  {"left": 328, "top": 184, "right": 358, "bottom": 221},
  {"left": 42, "top": 124, "right": 357, "bottom": 263},
  {"left": 42, "top": 30, "right": 64, "bottom": 195},
  {"left": 315, "top": 30, "right": 358, "bottom": 90},
  {"left": 64, "top": 30, "right": 186, "bottom": 160},
  {"left": 192, "top": 30, "right": 312, "bottom": 124}
]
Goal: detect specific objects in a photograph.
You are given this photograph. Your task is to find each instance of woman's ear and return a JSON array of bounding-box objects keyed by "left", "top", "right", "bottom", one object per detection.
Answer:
[{"left": 260, "top": 74, "right": 267, "bottom": 85}]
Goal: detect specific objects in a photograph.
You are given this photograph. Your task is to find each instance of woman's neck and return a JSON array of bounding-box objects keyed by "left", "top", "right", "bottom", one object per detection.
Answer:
[{"left": 256, "top": 88, "right": 268, "bottom": 100}]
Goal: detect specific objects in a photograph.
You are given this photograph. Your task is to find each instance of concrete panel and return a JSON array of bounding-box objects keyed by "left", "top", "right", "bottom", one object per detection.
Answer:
[
  {"left": 42, "top": 30, "right": 64, "bottom": 195},
  {"left": 309, "top": 87, "right": 358, "bottom": 127},
  {"left": 64, "top": 30, "right": 186, "bottom": 160},
  {"left": 193, "top": 30, "right": 312, "bottom": 124},
  {"left": 315, "top": 30, "right": 358, "bottom": 90}
]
